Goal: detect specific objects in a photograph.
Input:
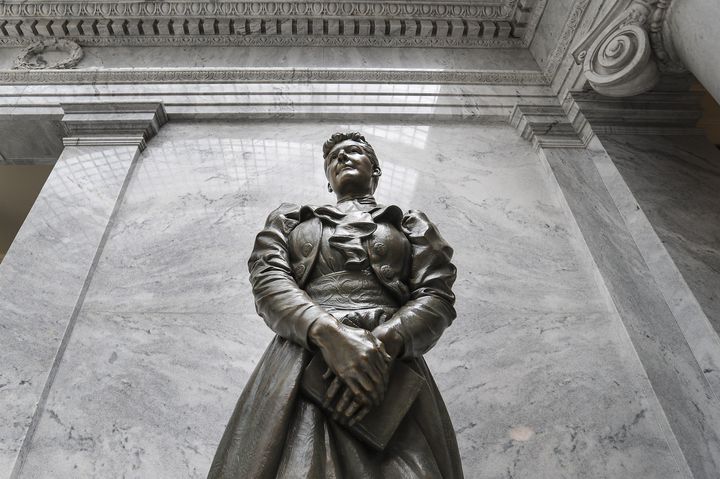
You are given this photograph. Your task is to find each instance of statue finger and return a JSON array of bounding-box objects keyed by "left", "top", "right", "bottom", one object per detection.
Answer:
[
  {"left": 367, "top": 355, "right": 390, "bottom": 395},
  {"left": 355, "top": 372, "right": 381, "bottom": 406},
  {"left": 363, "top": 359, "right": 385, "bottom": 391},
  {"left": 375, "top": 345, "right": 393, "bottom": 371},
  {"left": 335, "top": 387, "right": 354, "bottom": 415},
  {"left": 374, "top": 376, "right": 386, "bottom": 405},
  {"left": 382, "top": 361, "right": 391, "bottom": 386},
  {"left": 344, "top": 377, "right": 371, "bottom": 406},
  {"left": 323, "top": 377, "right": 343, "bottom": 408},
  {"left": 343, "top": 400, "right": 361, "bottom": 418},
  {"left": 348, "top": 406, "right": 371, "bottom": 427}
]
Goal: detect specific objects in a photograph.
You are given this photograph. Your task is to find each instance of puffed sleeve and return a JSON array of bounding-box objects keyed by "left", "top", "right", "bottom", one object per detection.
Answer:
[
  {"left": 247, "top": 203, "right": 336, "bottom": 350},
  {"left": 381, "top": 210, "right": 457, "bottom": 359}
]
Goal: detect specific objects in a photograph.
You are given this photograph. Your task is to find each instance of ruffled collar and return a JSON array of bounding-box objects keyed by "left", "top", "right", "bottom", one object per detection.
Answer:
[
  {"left": 299, "top": 197, "right": 403, "bottom": 228},
  {"left": 297, "top": 196, "right": 403, "bottom": 270}
]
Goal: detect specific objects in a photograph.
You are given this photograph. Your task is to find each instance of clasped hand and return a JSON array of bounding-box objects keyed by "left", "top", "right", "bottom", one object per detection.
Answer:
[{"left": 310, "top": 318, "right": 392, "bottom": 426}]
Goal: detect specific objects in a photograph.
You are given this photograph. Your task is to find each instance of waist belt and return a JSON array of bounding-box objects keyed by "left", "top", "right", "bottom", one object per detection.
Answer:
[{"left": 304, "top": 269, "right": 398, "bottom": 313}]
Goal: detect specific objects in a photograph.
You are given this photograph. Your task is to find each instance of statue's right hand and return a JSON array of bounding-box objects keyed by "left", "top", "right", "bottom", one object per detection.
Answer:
[{"left": 309, "top": 318, "right": 391, "bottom": 407}]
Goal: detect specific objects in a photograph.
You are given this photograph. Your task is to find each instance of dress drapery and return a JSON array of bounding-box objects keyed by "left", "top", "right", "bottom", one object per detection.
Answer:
[{"left": 208, "top": 197, "right": 463, "bottom": 479}]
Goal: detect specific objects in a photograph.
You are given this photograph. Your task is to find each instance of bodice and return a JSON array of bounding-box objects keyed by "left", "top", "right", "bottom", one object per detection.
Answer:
[{"left": 300, "top": 201, "right": 406, "bottom": 329}]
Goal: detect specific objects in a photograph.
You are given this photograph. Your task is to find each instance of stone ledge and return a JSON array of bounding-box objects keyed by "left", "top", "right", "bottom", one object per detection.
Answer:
[
  {"left": 61, "top": 102, "right": 167, "bottom": 151},
  {"left": 566, "top": 90, "right": 704, "bottom": 140},
  {"left": 510, "top": 104, "right": 585, "bottom": 150},
  {"left": 0, "top": 67, "right": 547, "bottom": 85}
]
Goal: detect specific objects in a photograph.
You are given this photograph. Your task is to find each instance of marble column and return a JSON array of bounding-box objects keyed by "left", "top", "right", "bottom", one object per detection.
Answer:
[
  {"left": 665, "top": 0, "right": 720, "bottom": 103},
  {"left": 0, "top": 103, "right": 166, "bottom": 477},
  {"left": 571, "top": 0, "right": 720, "bottom": 100}
]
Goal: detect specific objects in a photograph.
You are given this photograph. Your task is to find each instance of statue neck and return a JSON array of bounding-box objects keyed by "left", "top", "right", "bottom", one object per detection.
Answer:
[{"left": 336, "top": 194, "right": 377, "bottom": 212}]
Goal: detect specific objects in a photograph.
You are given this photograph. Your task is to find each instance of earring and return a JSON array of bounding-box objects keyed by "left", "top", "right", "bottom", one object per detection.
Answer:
[{"left": 327, "top": 183, "right": 333, "bottom": 193}]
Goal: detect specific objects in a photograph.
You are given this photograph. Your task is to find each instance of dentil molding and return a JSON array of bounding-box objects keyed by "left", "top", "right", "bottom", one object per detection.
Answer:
[
  {"left": 0, "top": 1, "right": 518, "bottom": 19},
  {"left": 0, "top": 0, "right": 546, "bottom": 49},
  {"left": 572, "top": 0, "right": 684, "bottom": 97}
]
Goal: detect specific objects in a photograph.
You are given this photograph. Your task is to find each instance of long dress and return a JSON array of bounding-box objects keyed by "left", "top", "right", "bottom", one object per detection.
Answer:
[{"left": 208, "top": 197, "right": 463, "bottom": 479}]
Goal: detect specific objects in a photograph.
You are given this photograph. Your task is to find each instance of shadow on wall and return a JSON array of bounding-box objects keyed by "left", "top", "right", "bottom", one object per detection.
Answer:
[{"left": 0, "top": 164, "right": 53, "bottom": 263}]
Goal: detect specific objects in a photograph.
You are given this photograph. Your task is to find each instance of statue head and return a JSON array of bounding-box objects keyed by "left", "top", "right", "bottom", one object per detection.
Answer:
[{"left": 322, "top": 132, "right": 382, "bottom": 199}]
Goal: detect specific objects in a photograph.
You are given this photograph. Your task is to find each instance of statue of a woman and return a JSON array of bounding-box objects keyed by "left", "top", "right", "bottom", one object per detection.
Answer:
[{"left": 208, "top": 132, "right": 463, "bottom": 478}]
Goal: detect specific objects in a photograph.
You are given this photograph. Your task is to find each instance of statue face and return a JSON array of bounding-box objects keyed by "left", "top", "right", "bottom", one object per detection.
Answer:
[{"left": 324, "top": 139, "right": 381, "bottom": 196}]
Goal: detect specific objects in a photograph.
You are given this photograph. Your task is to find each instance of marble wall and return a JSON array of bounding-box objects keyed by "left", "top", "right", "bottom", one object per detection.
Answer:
[
  {"left": 543, "top": 142, "right": 720, "bottom": 479},
  {"left": 599, "top": 135, "right": 720, "bottom": 339},
  {"left": 11, "top": 121, "right": 687, "bottom": 477},
  {"left": 0, "top": 144, "right": 141, "bottom": 475}
]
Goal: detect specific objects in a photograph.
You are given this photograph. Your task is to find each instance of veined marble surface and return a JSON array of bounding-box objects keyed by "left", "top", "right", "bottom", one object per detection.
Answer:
[
  {"left": 543, "top": 143, "right": 720, "bottom": 479},
  {"left": 600, "top": 135, "right": 720, "bottom": 343},
  {"left": 0, "top": 145, "right": 140, "bottom": 475},
  {"left": 0, "top": 45, "right": 541, "bottom": 72},
  {"left": 594, "top": 134, "right": 720, "bottom": 399},
  {"left": 0, "top": 82, "right": 558, "bottom": 127},
  {"left": 14, "top": 122, "right": 686, "bottom": 477}
]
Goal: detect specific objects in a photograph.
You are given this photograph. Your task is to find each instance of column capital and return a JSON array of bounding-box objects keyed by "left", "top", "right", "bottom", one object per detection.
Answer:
[
  {"left": 60, "top": 102, "right": 167, "bottom": 151},
  {"left": 572, "top": 0, "right": 684, "bottom": 97}
]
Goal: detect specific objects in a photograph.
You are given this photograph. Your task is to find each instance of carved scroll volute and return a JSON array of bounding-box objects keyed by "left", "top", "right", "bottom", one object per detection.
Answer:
[{"left": 573, "top": 1, "right": 660, "bottom": 97}]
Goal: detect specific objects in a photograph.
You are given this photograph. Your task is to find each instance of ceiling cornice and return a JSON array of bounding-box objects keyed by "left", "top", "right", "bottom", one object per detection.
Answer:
[
  {"left": 0, "top": 1, "right": 520, "bottom": 19},
  {"left": 0, "top": 0, "right": 547, "bottom": 49}
]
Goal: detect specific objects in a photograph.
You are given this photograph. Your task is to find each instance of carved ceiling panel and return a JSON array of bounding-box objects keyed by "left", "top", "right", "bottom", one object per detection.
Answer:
[{"left": 0, "top": 0, "right": 547, "bottom": 48}]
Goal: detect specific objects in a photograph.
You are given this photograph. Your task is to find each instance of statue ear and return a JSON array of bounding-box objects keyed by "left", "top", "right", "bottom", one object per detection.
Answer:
[
  {"left": 327, "top": 182, "right": 333, "bottom": 193},
  {"left": 372, "top": 167, "right": 382, "bottom": 177}
]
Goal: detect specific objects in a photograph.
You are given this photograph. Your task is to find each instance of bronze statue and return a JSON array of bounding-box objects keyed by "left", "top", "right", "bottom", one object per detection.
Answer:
[{"left": 208, "top": 132, "right": 463, "bottom": 478}]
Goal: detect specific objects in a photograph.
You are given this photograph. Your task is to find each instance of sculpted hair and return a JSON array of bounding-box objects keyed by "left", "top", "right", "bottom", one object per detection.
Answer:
[{"left": 322, "top": 131, "right": 380, "bottom": 168}]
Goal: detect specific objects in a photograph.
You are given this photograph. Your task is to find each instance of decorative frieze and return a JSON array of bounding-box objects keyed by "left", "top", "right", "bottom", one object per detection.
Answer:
[
  {"left": 542, "top": 0, "right": 591, "bottom": 81},
  {"left": 0, "top": 1, "right": 517, "bottom": 20},
  {"left": 0, "top": 0, "right": 542, "bottom": 49}
]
